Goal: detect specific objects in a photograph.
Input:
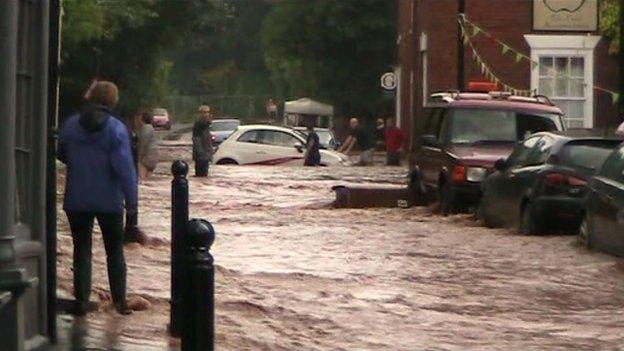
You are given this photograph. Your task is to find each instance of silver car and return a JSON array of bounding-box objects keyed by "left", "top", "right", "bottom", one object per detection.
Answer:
[{"left": 211, "top": 118, "right": 241, "bottom": 145}]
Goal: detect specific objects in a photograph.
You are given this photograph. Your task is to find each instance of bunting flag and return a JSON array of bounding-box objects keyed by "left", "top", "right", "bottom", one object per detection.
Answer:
[
  {"left": 472, "top": 25, "right": 481, "bottom": 37},
  {"left": 501, "top": 44, "right": 509, "bottom": 55},
  {"left": 459, "top": 15, "right": 621, "bottom": 105},
  {"left": 530, "top": 61, "right": 538, "bottom": 71},
  {"left": 611, "top": 92, "right": 620, "bottom": 105}
]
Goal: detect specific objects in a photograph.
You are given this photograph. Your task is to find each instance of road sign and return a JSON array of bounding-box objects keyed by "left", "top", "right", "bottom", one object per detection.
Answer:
[{"left": 380, "top": 72, "right": 397, "bottom": 90}]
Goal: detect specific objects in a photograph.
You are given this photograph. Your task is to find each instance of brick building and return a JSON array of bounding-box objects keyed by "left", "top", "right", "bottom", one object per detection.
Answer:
[{"left": 397, "top": 0, "right": 621, "bottom": 143}]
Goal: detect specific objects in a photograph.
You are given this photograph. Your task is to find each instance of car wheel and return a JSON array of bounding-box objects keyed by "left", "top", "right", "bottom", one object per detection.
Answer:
[
  {"left": 519, "top": 202, "right": 543, "bottom": 235},
  {"left": 216, "top": 158, "right": 238, "bottom": 165},
  {"left": 478, "top": 194, "right": 496, "bottom": 228},
  {"left": 578, "top": 214, "right": 595, "bottom": 249},
  {"left": 439, "top": 182, "right": 456, "bottom": 216},
  {"left": 408, "top": 169, "right": 428, "bottom": 205}
]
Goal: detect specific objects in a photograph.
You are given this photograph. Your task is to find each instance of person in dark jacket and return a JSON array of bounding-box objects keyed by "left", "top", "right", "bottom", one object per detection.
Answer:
[
  {"left": 59, "top": 81, "right": 137, "bottom": 315},
  {"left": 84, "top": 80, "right": 143, "bottom": 244},
  {"left": 303, "top": 119, "right": 321, "bottom": 166},
  {"left": 192, "top": 104, "right": 214, "bottom": 177}
]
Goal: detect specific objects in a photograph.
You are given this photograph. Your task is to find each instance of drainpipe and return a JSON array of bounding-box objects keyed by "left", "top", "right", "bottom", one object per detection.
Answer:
[
  {"left": 457, "top": 0, "right": 466, "bottom": 91},
  {"left": 0, "top": 0, "right": 21, "bottom": 282},
  {"left": 620, "top": 0, "right": 624, "bottom": 116},
  {"left": 0, "top": 2, "right": 29, "bottom": 351},
  {"left": 46, "top": 0, "right": 61, "bottom": 342}
]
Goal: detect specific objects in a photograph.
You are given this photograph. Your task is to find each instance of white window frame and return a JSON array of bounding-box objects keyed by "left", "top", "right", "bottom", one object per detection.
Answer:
[{"left": 524, "top": 35, "right": 600, "bottom": 128}]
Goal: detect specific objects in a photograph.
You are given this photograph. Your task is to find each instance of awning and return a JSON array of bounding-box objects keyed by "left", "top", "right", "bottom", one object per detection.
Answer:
[{"left": 284, "top": 98, "right": 333, "bottom": 116}]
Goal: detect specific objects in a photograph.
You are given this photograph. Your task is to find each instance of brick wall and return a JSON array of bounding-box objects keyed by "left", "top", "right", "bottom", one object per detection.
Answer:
[{"left": 398, "top": 0, "right": 621, "bottom": 140}]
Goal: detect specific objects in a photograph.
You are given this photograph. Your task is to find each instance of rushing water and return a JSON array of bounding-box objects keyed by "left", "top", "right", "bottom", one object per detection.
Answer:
[{"left": 55, "top": 145, "right": 624, "bottom": 350}]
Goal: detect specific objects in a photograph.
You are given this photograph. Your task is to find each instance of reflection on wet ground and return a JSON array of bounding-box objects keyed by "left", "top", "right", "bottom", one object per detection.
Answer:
[{"left": 55, "top": 147, "right": 624, "bottom": 350}]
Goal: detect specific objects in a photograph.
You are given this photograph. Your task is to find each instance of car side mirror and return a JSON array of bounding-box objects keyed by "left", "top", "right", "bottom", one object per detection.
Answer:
[
  {"left": 494, "top": 158, "right": 509, "bottom": 171},
  {"left": 294, "top": 143, "right": 304, "bottom": 153},
  {"left": 421, "top": 134, "right": 440, "bottom": 148}
]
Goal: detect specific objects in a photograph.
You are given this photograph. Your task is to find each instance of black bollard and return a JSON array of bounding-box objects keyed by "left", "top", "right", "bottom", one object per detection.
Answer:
[
  {"left": 182, "top": 219, "right": 216, "bottom": 351},
  {"left": 170, "top": 160, "right": 189, "bottom": 336}
]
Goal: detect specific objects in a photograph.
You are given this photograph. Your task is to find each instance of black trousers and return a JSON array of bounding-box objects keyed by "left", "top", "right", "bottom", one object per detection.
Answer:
[
  {"left": 125, "top": 204, "right": 139, "bottom": 241},
  {"left": 387, "top": 152, "right": 401, "bottom": 166},
  {"left": 304, "top": 154, "right": 321, "bottom": 166},
  {"left": 195, "top": 160, "right": 209, "bottom": 177},
  {"left": 66, "top": 212, "right": 127, "bottom": 305}
]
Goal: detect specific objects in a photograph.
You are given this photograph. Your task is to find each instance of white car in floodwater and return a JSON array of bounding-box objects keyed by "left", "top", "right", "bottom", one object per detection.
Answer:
[{"left": 213, "top": 125, "right": 348, "bottom": 166}]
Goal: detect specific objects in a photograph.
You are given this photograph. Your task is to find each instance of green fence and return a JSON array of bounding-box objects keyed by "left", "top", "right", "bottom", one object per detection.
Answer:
[{"left": 164, "top": 95, "right": 282, "bottom": 123}]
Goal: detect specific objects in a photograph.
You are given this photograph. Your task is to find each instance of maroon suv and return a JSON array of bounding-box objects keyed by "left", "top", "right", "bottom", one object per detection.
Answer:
[{"left": 410, "top": 92, "right": 565, "bottom": 215}]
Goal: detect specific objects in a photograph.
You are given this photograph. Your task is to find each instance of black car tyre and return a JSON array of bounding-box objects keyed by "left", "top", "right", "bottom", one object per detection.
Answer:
[
  {"left": 478, "top": 195, "right": 497, "bottom": 228},
  {"left": 408, "top": 169, "right": 429, "bottom": 205},
  {"left": 439, "top": 182, "right": 456, "bottom": 216},
  {"left": 578, "top": 214, "right": 595, "bottom": 249},
  {"left": 520, "top": 202, "right": 546, "bottom": 235}
]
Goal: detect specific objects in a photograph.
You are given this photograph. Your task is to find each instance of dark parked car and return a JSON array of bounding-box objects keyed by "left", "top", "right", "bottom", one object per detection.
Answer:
[
  {"left": 411, "top": 92, "right": 565, "bottom": 214},
  {"left": 579, "top": 142, "right": 624, "bottom": 255},
  {"left": 480, "top": 132, "right": 621, "bottom": 234}
]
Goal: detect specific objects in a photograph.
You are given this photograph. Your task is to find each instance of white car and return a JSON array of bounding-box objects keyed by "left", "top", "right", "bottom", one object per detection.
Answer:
[{"left": 213, "top": 125, "right": 347, "bottom": 166}]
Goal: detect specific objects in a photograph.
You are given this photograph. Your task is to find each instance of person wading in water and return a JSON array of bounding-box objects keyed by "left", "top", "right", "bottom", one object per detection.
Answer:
[
  {"left": 192, "top": 104, "right": 214, "bottom": 177},
  {"left": 59, "top": 81, "right": 136, "bottom": 315},
  {"left": 303, "top": 119, "right": 321, "bottom": 166}
]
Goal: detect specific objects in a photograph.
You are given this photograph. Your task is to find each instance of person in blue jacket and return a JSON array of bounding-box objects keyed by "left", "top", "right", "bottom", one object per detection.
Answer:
[{"left": 59, "top": 81, "right": 137, "bottom": 315}]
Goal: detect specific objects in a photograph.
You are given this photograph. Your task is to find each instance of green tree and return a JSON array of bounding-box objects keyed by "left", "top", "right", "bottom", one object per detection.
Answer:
[
  {"left": 60, "top": 0, "right": 218, "bottom": 118},
  {"left": 261, "top": 0, "right": 397, "bottom": 119},
  {"left": 168, "top": 0, "right": 275, "bottom": 97},
  {"left": 600, "top": 0, "right": 620, "bottom": 55}
]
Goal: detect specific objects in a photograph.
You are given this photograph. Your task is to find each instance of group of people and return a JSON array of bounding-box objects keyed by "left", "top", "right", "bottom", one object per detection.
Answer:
[
  {"left": 58, "top": 80, "right": 405, "bottom": 316},
  {"left": 338, "top": 116, "right": 406, "bottom": 166}
]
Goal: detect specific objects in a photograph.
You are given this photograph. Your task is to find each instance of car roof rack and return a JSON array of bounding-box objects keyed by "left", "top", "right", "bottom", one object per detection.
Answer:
[{"left": 429, "top": 90, "right": 555, "bottom": 106}]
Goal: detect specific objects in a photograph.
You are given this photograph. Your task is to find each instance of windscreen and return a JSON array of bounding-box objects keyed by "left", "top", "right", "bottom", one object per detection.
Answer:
[
  {"left": 559, "top": 141, "right": 621, "bottom": 171},
  {"left": 151, "top": 108, "right": 167, "bottom": 115},
  {"left": 445, "top": 109, "right": 559, "bottom": 144},
  {"left": 316, "top": 130, "right": 333, "bottom": 147},
  {"left": 211, "top": 120, "right": 240, "bottom": 131}
]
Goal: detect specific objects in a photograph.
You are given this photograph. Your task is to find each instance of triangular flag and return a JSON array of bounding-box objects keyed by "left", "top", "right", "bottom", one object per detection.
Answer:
[
  {"left": 502, "top": 44, "right": 510, "bottom": 55},
  {"left": 480, "top": 62, "right": 486, "bottom": 74},
  {"left": 531, "top": 61, "right": 538, "bottom": 70},
  {"left": 472, "top": 50, "right": 477, "bottom": 61},
  {"left": 463, "top": 33, "right": 469, "bottom": 45},
  {"left": 612, "top": 92, "right": 620, "bottom": 106},
  {"left": 472, "top": 25, "right": 481, "bottom": 37},
  {"left": 515, "top": 52, "right": 523, "bottom": 63}
]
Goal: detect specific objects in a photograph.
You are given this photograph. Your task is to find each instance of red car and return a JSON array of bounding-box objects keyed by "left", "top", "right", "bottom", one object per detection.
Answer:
[
  {"left": 410, "top": 91, "right": 565, "bottom": 215},
  {"left": 151, "top": 108, "right": 171, "bottom": 130}
]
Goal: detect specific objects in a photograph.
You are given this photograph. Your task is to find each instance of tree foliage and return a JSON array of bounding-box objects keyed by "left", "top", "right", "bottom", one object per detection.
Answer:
[
  {"left": 60, "top": 0, "right": 218, "bottom": 117},
  {"left": 168, "top": 0, "right": 274, "bottom": 97},
  {"left": 261, "top": 0, "right": 397, "bottom": 119},
  {"left": 600, "top": 0, "right": 621, "bottom": 55},
  {"left": 61, "top": 0, "right": 398, "bottom": 121}
]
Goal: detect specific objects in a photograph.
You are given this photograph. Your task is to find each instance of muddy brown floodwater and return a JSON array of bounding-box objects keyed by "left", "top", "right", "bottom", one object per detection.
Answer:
[{"left": 55, "top": 145, "right": 624, "bottom": 350}]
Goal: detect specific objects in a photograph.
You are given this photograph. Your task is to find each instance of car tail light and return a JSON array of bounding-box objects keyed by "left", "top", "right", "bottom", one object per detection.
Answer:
[
  {"left": 453, "top": 165, "right": 466, "bottom": 182},
  {"left": 544, "top": 173, "right": 587, "bottom": 186},
  {"left": 567, "top": 176, "right": 588, "bottom": 186},
  {"left": 211, "top": 133, "right": 216, "bottom": 142}
]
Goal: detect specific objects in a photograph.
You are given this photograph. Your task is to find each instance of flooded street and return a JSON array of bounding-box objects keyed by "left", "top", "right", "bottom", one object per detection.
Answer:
[{"left": 55, "top": 145, "right": 624, "bottom": 350}]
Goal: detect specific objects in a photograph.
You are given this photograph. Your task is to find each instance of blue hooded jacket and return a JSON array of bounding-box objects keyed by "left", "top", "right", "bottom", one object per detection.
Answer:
[{"left": 59, "top": 105, "right": 138, "bottom": 214}]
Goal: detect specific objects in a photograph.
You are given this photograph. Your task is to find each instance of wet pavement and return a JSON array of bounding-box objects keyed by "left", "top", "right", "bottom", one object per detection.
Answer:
[{"left": 54, "top": 145, "right": 624, "bottom": 350}]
